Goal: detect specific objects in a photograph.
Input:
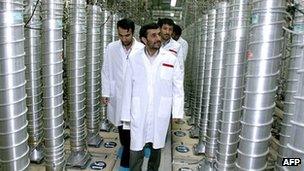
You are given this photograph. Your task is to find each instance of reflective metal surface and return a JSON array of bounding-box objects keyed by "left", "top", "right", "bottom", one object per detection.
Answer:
[
  {"left": 193, "top": 14, "right": 208, "bottom": 154},
  {"left": 189, "top": 19, "right": 204, "bottom": 139},
  {"left": 111, "top": 13, "right": 119, "bottom": 41},
  {"left": 215, "top": 0, "right": 250, "bottom": 170},
  {"left": 286, "top": 18, "right": 304, "bottom": 170},
  {"left": 24, "top": 0, "right": 44, "bottom": 163},
  {"left": 66, "top": 0, "right": 91, "bottom": 167},
  {"left": 41, "top": 0, "right": 65, "bottom": 170},
  {"left": 100, "top": 10, "right": 112, "bottom": 131},
  {"left": 276, "top": 1, "right": 304, "bottom": 170},
  {"left": 201, "top": 9, "right": 217, "bottom": 155},
  {"left": 184, "top": 23, "right": 195, "bottom": 119},
  {"left": 86, "top": 4, "right": 103, "bottom": 147},
  {"left": 236, "top": 0, "right": 286, "bottom": 170},
  {"left": 205, "top": 1, "right": 228, "bottom": 160},
  {"left": 0, "top": 0, "right": 29, "bottom": 170}
]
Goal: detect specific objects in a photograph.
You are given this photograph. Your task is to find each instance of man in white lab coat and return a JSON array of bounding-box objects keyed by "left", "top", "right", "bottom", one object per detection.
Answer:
[
  {"left": 121, "top": 23, "right": 184, "bottom": 171},
  {"left": 101, "top": 18, "right": 144, "bottom": 170},
  {"left": 172, "top": 24, "right": 188, "bottom": 63},
  {"left": 157, "top": 18, "right": 184, "bottom": 75}
]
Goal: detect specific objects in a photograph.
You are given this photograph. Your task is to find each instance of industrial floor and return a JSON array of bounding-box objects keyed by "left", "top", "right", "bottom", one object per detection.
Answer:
[{"left": 28, "top": 116, "right": 204, "bottom": 171}]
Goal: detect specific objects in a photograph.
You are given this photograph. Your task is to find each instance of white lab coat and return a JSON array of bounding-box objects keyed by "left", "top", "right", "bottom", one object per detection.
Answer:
[
  {"left": 162, "top": 38, "right": 184, "bottom": 74},
  {"left": 121, "top": 48, "right": 184, "bottom": 151},
  {"left": 101, "top": 38, "right": 144, "bottom": 126},
  {"left": 177, "top": 37, "right": 188, "bottom": 62}
]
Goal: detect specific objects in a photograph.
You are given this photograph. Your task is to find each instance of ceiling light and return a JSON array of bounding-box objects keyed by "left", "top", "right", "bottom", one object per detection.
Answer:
[{"left": 170, "top": 0, "right": 177, "bottom": 7}]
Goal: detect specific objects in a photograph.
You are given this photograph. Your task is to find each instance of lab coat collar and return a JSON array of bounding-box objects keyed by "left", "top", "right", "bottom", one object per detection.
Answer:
[
  {"left": 119, "top": 37, "right": 137, "bottom": 52},
  {"left": 142, "top": 48, "right": 162, "bottom": 68},
  {"left": 162, "top": 38, "right": 173, "bottom": 47}
]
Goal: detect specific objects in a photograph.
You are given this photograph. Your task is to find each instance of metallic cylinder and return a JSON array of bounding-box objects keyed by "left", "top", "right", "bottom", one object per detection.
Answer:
[
  {"left": 286, "top": 6, "right": 304, "bottom": 167},
  {"left": 189, "top": 19, "right": 204, "bottom": 138},
  {"left": 276, "top": 1, "right": 304, "bottom": 170},
  {"left": 111, "top": 13, "right": 119, "bottom": 42},
  {"left": 41, "top": 0, "right": 65, "bottom": 170},
  {"left": 193, "top": 14, "right": 209, "bottom": 154},
  {"left": 205, "top": 1, "right": 229, "bottom": 160},
  {"left": 100, "top": 9, "right": 112, "bottom": 131},
  {"left": 186, "top": 23, "right": 197, "bottom": 124},
  {"left": 236, "top": 0, "right": 286, "bottom": 170},
  {"left": 0, "top": 0, "right": 29, "bottom": 170},
  {"left": 66, "top": 0, "right": 91, "bottom": 166},
  {"left": 183, "top": 23, "right": 196, "bottom": 118},
  {"left": 200, "top": 8, "right": 217, "bottom": 152},
  {"left": 24, "top": 0, "right": 44, "bottom": 163},
  {"left": 183, "top": 25, "right": 193, "bottom": 112},
  {"left": 215, "top": 0, "right": 250, "bottom": 170},
  {"left": 287, "top": 70, "right": 304, "bottom": 171},
  {"left": 86, "top": 4, "right": 103, "bottom": 147}
]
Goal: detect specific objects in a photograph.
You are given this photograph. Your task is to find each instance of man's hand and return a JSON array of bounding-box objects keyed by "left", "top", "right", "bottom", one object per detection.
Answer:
[{"left": 101, "top": 97, "right": 109, "bottom": 105}]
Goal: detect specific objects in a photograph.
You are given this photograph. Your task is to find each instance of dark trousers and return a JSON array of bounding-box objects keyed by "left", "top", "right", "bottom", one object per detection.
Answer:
[
  {"left": 130, "top": 143, "right": 161, "bottom": 171},
  {"left": 118, "top": 126, "right": 130, "bottom": 167}
]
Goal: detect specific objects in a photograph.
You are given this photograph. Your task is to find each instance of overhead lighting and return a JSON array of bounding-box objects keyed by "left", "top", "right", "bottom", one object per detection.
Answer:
[
  {"left": 170, "top": 12, "right": 174, "bottom": 17},
  {"left": 170, "top": 0, "right": 177, "bottom": 7}
]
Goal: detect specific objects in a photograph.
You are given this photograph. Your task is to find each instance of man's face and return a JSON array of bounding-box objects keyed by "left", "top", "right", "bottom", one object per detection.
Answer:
[
  {"left": 118, "top": 27, "right": 133, "bottom": 47},
  {"left": 145, "top": 28, "right": 161, "bottom": 50},
  {"left": 160, "top": 24, "right": 173, "bottom": 41}
]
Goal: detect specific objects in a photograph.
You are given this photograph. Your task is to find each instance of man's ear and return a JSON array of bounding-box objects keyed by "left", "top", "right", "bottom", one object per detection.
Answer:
[{"left": 141, "top": 37, "right": 147, "bottom": 45}]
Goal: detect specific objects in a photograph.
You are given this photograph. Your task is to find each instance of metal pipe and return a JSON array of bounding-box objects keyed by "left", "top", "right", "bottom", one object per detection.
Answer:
[
  {"left": 215, "top": 0, "right": 250, "bottom": 170},
  {"left": 0, "top": 0, "right": 29, "bottom": 170},
  {"left": 193, "top": 14, "right": 209, "bottom": 154},
  {"left": 24, "top": 0, "right": 44, "bottom": 163},
  {"left": 111, "top": 13, "right": 119, "bottom": 42},
  {"left": 205, "top": 1, "right": 229, "bottom": 161},
  {"left": 287, "top": 60, "right": 304, "bottom": 171},
  {"left": 100, "top": 9, "right": 112, "bottom": 132},
  {"left": 86, "top": 4, "right": 103, "bottom": 147},
  {"left": 236, "top": 0, "right": 286, "bottom": 170},
  {"left": 276, "top": 1, "right": 304, "bottom": 170},
  {"left": 189, "top": 19, "right": 204, "bottom": 138},
  {"left": 199, "top": 8, "right": 217, "bottom": 158},
  {"left": 41, "top": 0, "right": 65, "bottom": 170},
  {"left": 66, "top": 0, "right": 91, "bottom": 167},
  {"left": 187, "top": 23, "right": 198, "bottom": 124}
]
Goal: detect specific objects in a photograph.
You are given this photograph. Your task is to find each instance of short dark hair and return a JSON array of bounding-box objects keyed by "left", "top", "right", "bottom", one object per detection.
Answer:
[
  {"left": 173, "top": 24, "right": 182, "bottom": 36},
  {"left": 139, "top": 23, "right": 159, "bottom": 40},
  {"left": 117, "top": 18, "right": 135, "bottom": 34},
  {"left": 157, "top": 18, "right": 175, "bottom": 27}
]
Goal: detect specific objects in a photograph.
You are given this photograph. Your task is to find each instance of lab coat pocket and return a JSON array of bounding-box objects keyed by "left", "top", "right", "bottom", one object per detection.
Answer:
[
  {"left": 157, "top": 97, "right": 172, "bottom": 118},
  {"left": 160, "top": 66, "right": 173, "bottom": 80}
]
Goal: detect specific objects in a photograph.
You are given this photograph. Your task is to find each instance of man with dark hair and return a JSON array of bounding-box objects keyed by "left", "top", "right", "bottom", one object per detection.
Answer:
[
  {"left": 157, "top": 18, "right": 184, "bottom": 75},
  {"left": 121, "top": 23, "right": 184, "bottom": 171},
  {"left": 117, "top": 18, "right": 135, "bottom": 34},
  {"left": 101, "top": 18, "right": 144, "bottom": 170},
  {"left": 173, "top": 24, "right": 188, "bottom": 63}
]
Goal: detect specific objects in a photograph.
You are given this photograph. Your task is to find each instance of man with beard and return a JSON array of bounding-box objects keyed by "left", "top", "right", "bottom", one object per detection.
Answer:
[
  {"left": 157, "top": 18, "right": 184, "bottom": 75},
  {"left": 121, "top": 23, "right": 184, "bottom": 171},
  {"left": 101, "top": 18, "right": 144, "bottom": 170}
]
